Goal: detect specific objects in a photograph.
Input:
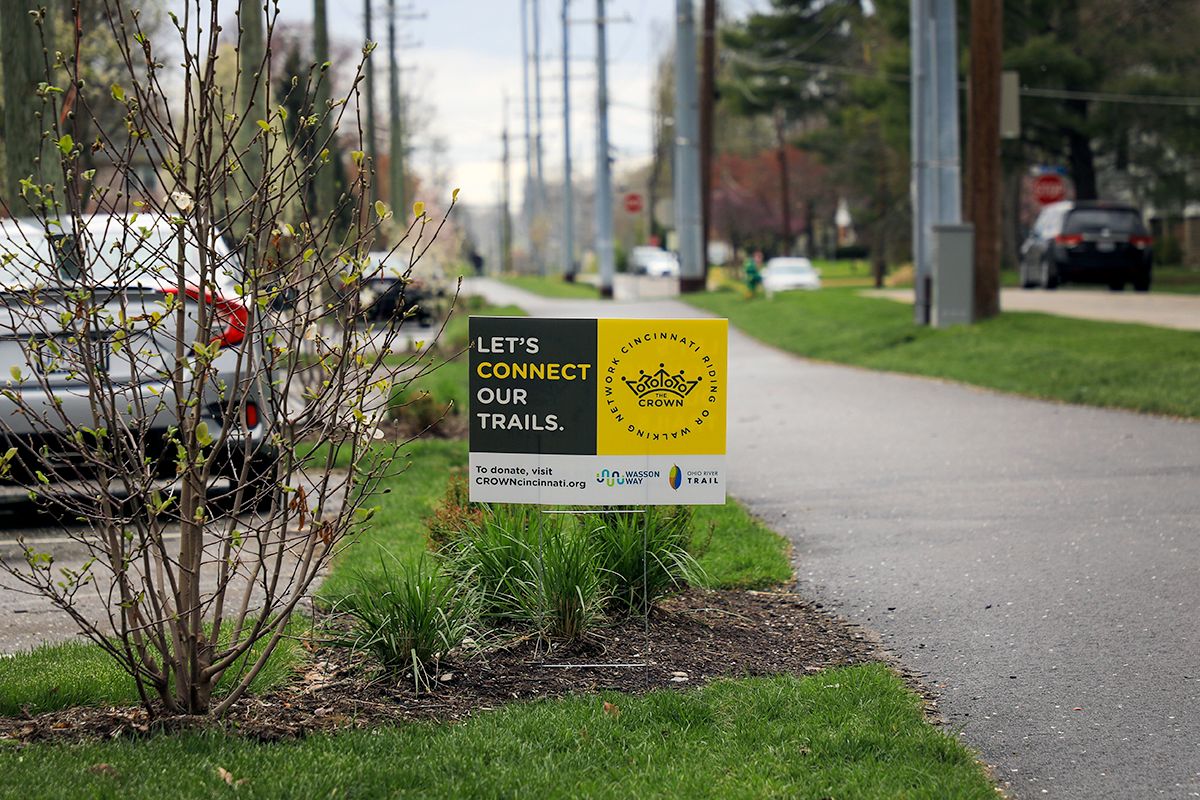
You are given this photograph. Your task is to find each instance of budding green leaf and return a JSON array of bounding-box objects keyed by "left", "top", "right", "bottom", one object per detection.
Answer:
[
  {"left": 111, "top": 83, "right": 125, "bottom": 102},
  {"left": 412, "top": 201, "right": 426, "bottom": 218},
  {"left": 195, "top": 421, "right": 213, "bottom": 447},
  {"left": 9, "top": 366, "right": 22, "bottom": 382},
  {"left": 452, "top": 187, "right": 460, "bottom": 202},
  {"left": 57, "top": 134, "right": 74, "bottom": 156},
  {"left": 374, "top": 200, "right": 391, "bottom": 219},
  {"left": 351, "top": 150, "right": 365, "bottom": 166}
]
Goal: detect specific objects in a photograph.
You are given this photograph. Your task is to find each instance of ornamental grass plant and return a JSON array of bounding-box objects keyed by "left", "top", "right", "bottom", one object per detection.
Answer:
[
  {"left": 586, "top": 507, "right": 707, "bottom": 614},
  {"left": 338, "top": 554, "right": 475, "bottom": 690}
]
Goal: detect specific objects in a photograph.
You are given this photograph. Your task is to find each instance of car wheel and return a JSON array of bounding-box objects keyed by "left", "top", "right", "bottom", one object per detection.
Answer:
[
  {"left": 1040, "top": 258, "right": 1059, "bottom": 290},
  {"left": 1019, "top": 261, "right": 1037, "bottom": 289}
]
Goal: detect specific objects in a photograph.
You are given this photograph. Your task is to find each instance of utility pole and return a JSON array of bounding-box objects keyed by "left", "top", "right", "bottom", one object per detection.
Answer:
[
  {"left": 520, "top": 0, "right": 537, "bottom": 271},
  {"left": 699, "top": 0, "right": 716, "bottom": 280},
  {"left": 363, "top": 0, "right": 378, "bottom": 206},
  {"left": 387, "top": 0, "right": 404, "bottom": 219},
  {"left": 561, "top": 0, "right": 575, "bottom": 279},
  {"left": 931, "top": 0, "right": 962, "bottom": 229},
  {"left": 968, "top": 0, "right": 1001, "bottom": 320},
  {"left": 502, "top": 97, "right": 514, "bottom": 274},
  {"left": 532, "top": 0, "right": 547, "bottom": 275},
  {"left": 909, "top": 0, "right": 961, "bottom": 324},
  {"left": 314, "top": 0, "right": 335, "bottom": 220},
  {"left": 910, "top": 0, "right": 931, "bottom": 324},
  {"left": 595, "top": 0, "right": 615, "bottom": 298},
  {"left": 383, "top": 2, "right": 424, "bottom": 230},
  {"left": 237, "top": 0, "right": 266, "bottom": 187},
  {"left": 674, "top": 0, "right": 705, "bottom": 293}
]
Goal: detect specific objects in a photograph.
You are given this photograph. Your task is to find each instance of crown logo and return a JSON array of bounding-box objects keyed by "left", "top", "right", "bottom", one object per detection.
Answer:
[{"left": 622, "top": 362, "right": 701, "bottom": 399}]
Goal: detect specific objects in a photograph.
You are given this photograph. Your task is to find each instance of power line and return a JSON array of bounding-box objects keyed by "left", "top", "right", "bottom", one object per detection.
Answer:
[{"left": 725, "top": 51, "right": 1200, "bottom": 108}]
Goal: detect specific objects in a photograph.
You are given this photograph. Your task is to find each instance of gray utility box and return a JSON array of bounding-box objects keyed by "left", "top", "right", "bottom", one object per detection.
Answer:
[{"left": 932, "top": 223, "right": 975, "bottom": 328}]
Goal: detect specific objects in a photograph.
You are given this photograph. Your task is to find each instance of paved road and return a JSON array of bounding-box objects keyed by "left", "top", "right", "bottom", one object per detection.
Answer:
[
  {"left": 864, "top": 287, "right": 1200, "bottom": 331},
  {"left": 470, "top": 278, "right": 1200, "bottom": 799},
  {"left": 0, "top": 474, "right": 345, "bottom": 654}
]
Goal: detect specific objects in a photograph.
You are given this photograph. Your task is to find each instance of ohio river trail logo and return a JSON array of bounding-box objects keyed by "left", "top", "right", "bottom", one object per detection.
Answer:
[
  {"left": 597, "top": 322, "right": 726, "bottom": 456},
  {"left": 669, "top": 465, "right": 682, "bottom": 490}
]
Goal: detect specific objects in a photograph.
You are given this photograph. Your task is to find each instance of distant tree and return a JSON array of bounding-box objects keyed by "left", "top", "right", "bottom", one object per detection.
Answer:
[
  {"left": 722, "top": 0, "right": 867, "bottom": 255},
  {"left": 1004, "top": 0, "right": 1200, "bottom": 206},
  {"left": 710, "top": 144, "right": 830, "bottom": 257},
  {"left": 1, "top": 1, "right": 55, "bottom": 209}
]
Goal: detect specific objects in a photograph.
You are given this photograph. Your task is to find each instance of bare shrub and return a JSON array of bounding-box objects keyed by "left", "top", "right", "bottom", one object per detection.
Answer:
[{"left": 0, "top": 2, "right": 454, "bottom": 715}]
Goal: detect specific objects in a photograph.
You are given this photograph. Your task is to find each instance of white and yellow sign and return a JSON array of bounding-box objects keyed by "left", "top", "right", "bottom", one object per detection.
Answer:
[{"left": 469, "top": 317, "right": 728, "bottom": 505}]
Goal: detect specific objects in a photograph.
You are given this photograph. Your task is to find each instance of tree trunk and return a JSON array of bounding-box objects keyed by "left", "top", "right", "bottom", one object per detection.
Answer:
[
  {"left": 774, "top": 110, "right": 791, "bottom": 255},
  {"left": 804, "top": 200, "right": 815, "bottom": 258},
  {"left": 2, "top": 1, "right": 55, "bottom": 210},
  {"left": 313, "top": 0, "right": 335, "bottom": 221},
  {"left": 1065, "top": 101, "right": 1097, "bottom": 200},
  {"left": 237, "top": 0, "right": 266, "bottom": 186},
  {"left": 872, "top": 154, "right": 889, "bottom": 288}
]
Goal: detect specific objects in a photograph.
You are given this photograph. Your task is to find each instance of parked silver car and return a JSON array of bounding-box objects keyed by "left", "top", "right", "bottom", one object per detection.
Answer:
[{"left": 0, "top": 214, "right": 276, "bottom": 507}]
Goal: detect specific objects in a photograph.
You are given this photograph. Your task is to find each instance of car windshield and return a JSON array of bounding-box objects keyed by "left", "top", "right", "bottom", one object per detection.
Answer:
[
  {"left": 1064, "top": 209, "right": 1144, "bottom": 235},
  {"left": 0, "top": 217, "right": 240, "bottom": 291},
  {"left": 768, "top": 261, "right": 814, "bottom": 275}
]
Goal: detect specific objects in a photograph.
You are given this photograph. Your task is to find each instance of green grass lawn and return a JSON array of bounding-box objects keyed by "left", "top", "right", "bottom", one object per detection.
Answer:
[
  {"left": 0, "top": 618, "right": 307, "bottom": 717},
  {"left": 688, "top": 287, "right": 1200, "bottom": 418},
  {"left": 1, "top": 665, "right": 995, "bottom": 800},
  {"left": 996, "top": 265, "right": 1200, "bottom": 294},
  {"left": 498, "top": 274, "right": 600, "bottom": 299},
  {"left": 1, "top": 294, "right": 999, "bottom": 797},
  {"left": 1152, "top": 265, "right": 1200, "bottom": 294}
]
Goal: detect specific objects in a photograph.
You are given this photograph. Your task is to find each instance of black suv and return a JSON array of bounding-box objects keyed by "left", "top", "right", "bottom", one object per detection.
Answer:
[{"left": 1019, "top": 201, "right": 1153, "bottom": 291}]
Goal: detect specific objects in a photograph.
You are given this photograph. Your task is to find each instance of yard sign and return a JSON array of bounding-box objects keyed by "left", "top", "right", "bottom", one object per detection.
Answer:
[{"left": 468, "top": 317, "right": 728, "bottom": 505}]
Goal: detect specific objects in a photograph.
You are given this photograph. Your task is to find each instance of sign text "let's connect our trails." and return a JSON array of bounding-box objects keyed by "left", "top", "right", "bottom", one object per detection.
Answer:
[{"left": 468, "top": 317, "right": 728, "bottom": 506}]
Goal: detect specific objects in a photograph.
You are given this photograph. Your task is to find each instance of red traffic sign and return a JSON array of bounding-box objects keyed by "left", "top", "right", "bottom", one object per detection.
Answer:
[
  {"left": 1032, "top": 173, "right": 1066, "bottom": 205},
  {"left": 623, "top": 192, "right": 644, "bottom": 214}
]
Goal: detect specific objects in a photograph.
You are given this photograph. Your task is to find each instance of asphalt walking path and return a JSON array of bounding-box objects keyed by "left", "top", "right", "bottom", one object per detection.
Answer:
[{"left": 469, "top": 278, "right": 1200, "bottom": 799}]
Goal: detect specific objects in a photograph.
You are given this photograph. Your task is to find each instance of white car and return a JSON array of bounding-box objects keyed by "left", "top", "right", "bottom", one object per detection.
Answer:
[
  {"left": 629, "top": 246, "right": 680, "bottom": 278},
  {"left": 762, "top": 257, "right": 821, "bottom": 294}
]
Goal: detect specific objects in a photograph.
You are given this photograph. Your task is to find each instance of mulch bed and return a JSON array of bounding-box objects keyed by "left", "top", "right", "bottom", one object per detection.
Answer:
[{"left": 0, "top": 589, "right": 884, "bottom": 744}]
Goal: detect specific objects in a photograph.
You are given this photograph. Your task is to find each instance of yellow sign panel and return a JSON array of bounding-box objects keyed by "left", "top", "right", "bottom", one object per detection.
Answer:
[{"left": 595, "top": 318, "right": 727, "bottom": 456}]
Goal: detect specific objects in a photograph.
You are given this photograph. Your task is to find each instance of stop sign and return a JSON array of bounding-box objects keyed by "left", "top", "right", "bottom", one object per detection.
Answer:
[
  {"left": 623, "top": 192, "right": 644, "bottom": 214},
  {"left": 1032, "top": 174, "right": 1066, "bottom": 205}
]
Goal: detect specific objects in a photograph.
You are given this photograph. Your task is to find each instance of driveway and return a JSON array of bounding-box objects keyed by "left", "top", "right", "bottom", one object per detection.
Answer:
[
  {"left": 469, "top": 278, "right": 1200, "bottom": 799},
  {"left": 863, "top": 287, "right": 1200, "bottom": 331}
]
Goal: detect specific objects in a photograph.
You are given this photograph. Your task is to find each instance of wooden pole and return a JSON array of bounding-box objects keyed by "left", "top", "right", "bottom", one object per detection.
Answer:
[{"left": 968, "top": 0, "right": 1002, "bottom": 320}]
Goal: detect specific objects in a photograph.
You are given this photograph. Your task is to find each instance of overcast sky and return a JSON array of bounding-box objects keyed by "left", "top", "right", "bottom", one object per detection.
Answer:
[{"left": 165, "top": 1, "right": 760, "bottom": 211}]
